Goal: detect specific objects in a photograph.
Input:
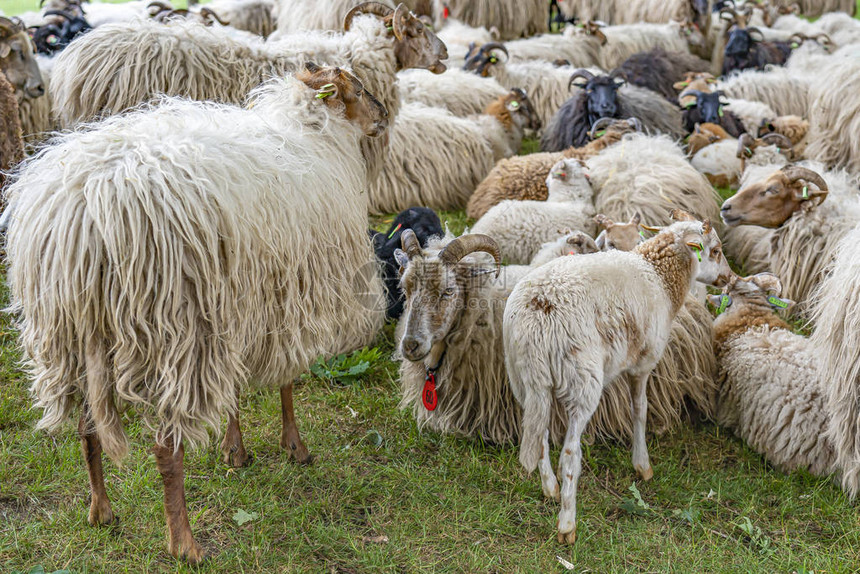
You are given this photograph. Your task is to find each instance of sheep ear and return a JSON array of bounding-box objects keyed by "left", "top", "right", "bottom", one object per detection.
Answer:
[
  {"left": 0, "top": 43, "right": 10, "bottom": 59},
  {"left": 393, "top": 248, "right": 410, "bottom": 271},
  {"left": 670, "top": 208, "right": 697, "bottom": 222},
  {"left": 315, "top": 82, "right": 338, "bottom": 100}
]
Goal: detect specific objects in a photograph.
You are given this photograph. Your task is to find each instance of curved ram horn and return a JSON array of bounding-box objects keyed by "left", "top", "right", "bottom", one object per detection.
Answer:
[
  {"left": 626, "top": 117, "right": 643, "bottom": 132},
  {"left": 400, "top": 228, "right": 422, "bottom": 258},
  {"left": 343, "top": 1, "right": 393, "bottom": 31},
  {"left": 736, "top": 133, "right": 756, "bottom": 157},
  {"left": 438, "top": 234, "right": 501, "bottom": 276},
  {"left": 568, "top": 68, "right": 594, "bottom": 90},
  {"left": 746, "top": 26, "right": 764, "bottom": 41},
  {"left": 391, "top": 3, "right": 408, "bottom": 42},
  {"left": 511, "top": 87, "right": 528, "bottom": 99},
  {"left": 588, "top": 117, "right": 615, "bottom": 135},
  {"left": 479, "top": 42, "right": 508, "bottom": 59},
  {"left": 200, "top": 7, "right": 229, "bottom": 25},
  {"left": 749, "top": 272, "right": 783, "bottom": 295},
  {"left": 760, "top": 132, "right": 793, "bottom": 151},
  {"left": 43, "top": 9, "right": 77, "bottom": 20},
  {"left": 781, "top": 165, "right": 828, "bottom": 195}
]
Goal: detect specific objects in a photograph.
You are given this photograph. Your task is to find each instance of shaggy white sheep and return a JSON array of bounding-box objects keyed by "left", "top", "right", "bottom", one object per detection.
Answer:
[{"left": 4, "top": 65, "right": 388, "bottom": 563}]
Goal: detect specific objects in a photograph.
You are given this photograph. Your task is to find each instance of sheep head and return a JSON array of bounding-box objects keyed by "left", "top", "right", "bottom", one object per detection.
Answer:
[
  {"left": 560, "top": 231, "right": 599, "bottom": 255},
  {"left": 669, "top": 211, "right": 733, "bottom": 287},
  {"left": 579, "top": 20, "right": 607, "bottom": 45},
  {"left": 720, "top": 165, "right": 828, "bottom": 228},
  {"left": 298, "top": 63, "right": 389, "bottom": 137},
  {"left": 594, "top": 213, "right": 643, "bottom": 252},
  {"left": 570, "top": 68, "right": 626, "bottom": 127},
  {"left": 725, "top": 25, "right": 763, "bottom": 58},
  {"left": 0, "top": 17, "right": 45, "bottom": 102},
  {"left": 344, "top": 2, "right": 447, "bottom": 74},
  {"left": 587, "top": 117, "right": 641, "bottom": 141},
  {"left": 29, "top": 9, "right": 92, "bottom": 54},
  {"left": 706, "top": 272, "right": 795, "bottom": 316},
  {"left": 677, "top": 17, "right": 707, "bottom": 54},
  {"left": 396, "top": 231, "right": 501, "bottom": 363},
  {"left": 683, "top": 90, "right": 731, "bottom": 125},
  {"left": 686, "top": 122, "right": 731, "bottom": 157},
  {"left": 462, "top": 42, "right": 508, "bottom": 77},
  {"left": 485, "top": 88, "right": 541, "bottom": 133},
  {"left": 756, "top": 115, "right": 808, "bottom": 146}
]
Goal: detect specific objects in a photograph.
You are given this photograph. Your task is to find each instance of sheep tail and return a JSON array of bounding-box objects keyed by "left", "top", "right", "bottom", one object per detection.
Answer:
[
  {"left": 84, "top": 337, "right": 129, "bottom": 463},
  {"left": 518, "top": 379, "right": 553, "bottom": 473}
]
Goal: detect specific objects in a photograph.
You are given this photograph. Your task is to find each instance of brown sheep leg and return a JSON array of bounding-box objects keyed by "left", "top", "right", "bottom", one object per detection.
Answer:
[
  {"left": 77, "top": 406, "right": 115, "bottom": 526},
  {"left": 280, "top": 382, "right": 311, "bottom": 464},
  {"left": 220, "top": 404, "right": 250, "bottom": 468},
  {"left": 153, "top": 435, "right": 205, "bottom": 564}
]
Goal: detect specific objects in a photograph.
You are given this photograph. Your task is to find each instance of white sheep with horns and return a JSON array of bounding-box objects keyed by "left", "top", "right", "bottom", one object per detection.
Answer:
[
  {"left": 504, "top": 211, "right": 731, "bottom": 544},
  {"left": 2, "top": 64, "right": 388, "bottom": 563}
]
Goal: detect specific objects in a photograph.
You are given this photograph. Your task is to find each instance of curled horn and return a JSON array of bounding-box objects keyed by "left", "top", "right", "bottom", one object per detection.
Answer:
[
  {"left": 719, "top": 7, "right": 738, "bottom": 21},
  {"left": 391, "top": 3, "right": 408, "bottom": 41},
  {"left": 588, "top": 116, "right": 614, "bottom": 137},
  {"left": 760, "top": 132, "right": 794, "bottom": 154},
  {"left": 200, "top": 7, "right": 229, "bottom": 25},
  {"left": 749, "top": 272, "right": 782, "bottom": 295},
  {"left": 43, "top": 9, "right": 77, "bottom": 20},
  {"left": 343, "top": 2, "right": 393, "bottom": 31},
  {"left": 480, "top": 42, "right": 508, "bottom": 59},
  {"left": 737, "top": 133, "right": 756, "bottom": 171},
  {"left": 568, "top": 68, "right": 594, "bottom": 90},
  {"left": 400, "top": 228, "right": 422, "bottom": 258},
  {"left": 789, "top": 33, "right": 806, "bottom": 45},
  {"left": 746, "top": 26, "right": 764, "bottom": 41},
  {"left": 814, "top": 33, "right": 833, "bottom": 49},
  {"left": 781, "top": 165, "right": 828, "bottom": 197},
  {"left": 626, "top": 117, "right": 643, "bottom": 132},
  {"left": 438, "top": 234, "right": 501, "bottom": 276}
]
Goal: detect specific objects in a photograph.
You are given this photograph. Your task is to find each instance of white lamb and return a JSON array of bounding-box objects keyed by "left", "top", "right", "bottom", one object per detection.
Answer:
[
  {"left": 504, "top": 212, "right": 732, "bottom": 544},
  {"left": 471, "top": 158, "right": 596, "bottom": 264}
]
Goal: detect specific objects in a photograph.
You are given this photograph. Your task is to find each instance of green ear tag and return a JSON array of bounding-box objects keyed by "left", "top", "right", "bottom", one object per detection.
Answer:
[
  {"left": 678, "top": 81, "right": 689, "bottom": 87},
  {"left": 718, "top": 106, "right": 724, "bottom": 117},
  {"left": 744, "top": 146, "right": 752, "bottom": 155},
  {"left": 791, "top": 42, "right": 799, "bottom": 49},
  {"left": 489, "top": 56, "right": 497, "bottom": 63},
  {"left": 696, "top": 248, "right": 702, "bottom": 262},
  {"left": 802, "top": 186, "right": 809, "bottom": 199},
  {"left": 684, "top": 101, "right": 696, "bottom": 108},
  {"left": 595, "top": 129, "right": 606, "bottom": 137},
  {"left": 510, "top": 101, "right": 519, "bottom": 109},
  {"left": 639, "top": 230, "right": 646, "bottom": 239},
  {"left": 718, "top": 294, "right": 731, "bottom": 313},
  {"left": 315, "top": 83, "right": 336, "bottom": 99},
  {"left": 767, "top": 295, "right": 790, "bottom": 309},
  {"left": 387, "top": 223, "right": 402, "bottom": 239}
]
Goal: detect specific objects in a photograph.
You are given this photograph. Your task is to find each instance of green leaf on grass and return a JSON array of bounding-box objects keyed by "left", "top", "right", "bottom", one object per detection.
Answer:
[{"left": 233, "top": 508, "right": 259, "bottom": 526}]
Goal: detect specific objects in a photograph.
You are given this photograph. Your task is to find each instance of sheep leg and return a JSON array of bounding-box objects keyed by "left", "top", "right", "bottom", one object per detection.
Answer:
[
  {"left": 556, "top": 391, "right": 601, "bottom": 545},
  {"left": 220, "top": 410, "right": 250, "bottom": 468},
  {"left": 538, "top": 429, "right": 560, "bottom": 502},
  {"left": 630, "top": 372, "right": 653, "bottom": 481},
  {"left": 78, "top": 406, "right": 115, "bottom": 526},
  {"left": 153, "top": 435, "right": 205, "bottom": 564},
  {"left": 280, "top": 382, "right": 312, "bottom": 464}
]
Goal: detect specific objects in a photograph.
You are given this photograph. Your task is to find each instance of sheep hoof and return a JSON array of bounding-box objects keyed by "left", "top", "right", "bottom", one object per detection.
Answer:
[
  {"left": 170, "top": 538, "right": 206, "bottom": 565},
  {"left": 284, "top": 441, "right": 313, "bottom": 465},
  {"left": 87, "top": 504, "right": 116, "bottom": 526},
  {"left": 222, "top": 445, "right": 251, "bottom": 468},
  {"left": 557, "top": 528, "right": 577, "bottom": 545},
  {"left": 542, "top": 485, "right": 560, "bottom": 502},
  {"left": 635, "top": 465, "right": 653, "bottom": 481}
]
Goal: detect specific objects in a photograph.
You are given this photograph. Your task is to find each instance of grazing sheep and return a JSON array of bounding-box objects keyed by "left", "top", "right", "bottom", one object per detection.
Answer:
[
  {"left": 504, "top": 212, "right": 731, "bottom": 543},
  {"left": 367, "top": 88, "right": 539, "bottom": 213},
  {"left": 616, "top": 47, "right": 710, "bottom": 101},
  {"left": 466, "top": 118, "right": 640, "bottom": 219},
  {"left": 398, "top": 67, "right": 508, "bottom": 117},
  {"left": 717, "top": 67, "right": 809, "bottom": 117},
  {"left": 371, "top": 207, "right": 444, "bottom": 320},
  {"left": 720, "top": 164, "right": 860, "bottom": 311},
  {"left": 805, "top": 56, "right": 860, "bottom": 175},
  {"left": 471, "top": 158, "right": 596, "bottom": 264},
  {"left": 0, "top": 72, "right": 23, "bottom": 191},
  {"left": 712, "top": 272, "right": 836, "bottom": 477},
  {"left": 396, "top": 223, "right": 723, "bottom": 449},
  {"left": 4, "top": 64, "right": 388, "bottom": 562},
  {"left": 809, "top": 223, "right": 860, "bottom": 499},
  {"left": 681, "top": 90, "right": 747, "bottom": 138},
  {"left": 588, "top": 133, "right": 723, "bottom": 228}
]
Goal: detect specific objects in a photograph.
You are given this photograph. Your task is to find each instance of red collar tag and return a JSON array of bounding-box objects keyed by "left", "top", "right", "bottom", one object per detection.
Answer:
[
  {"left": 422, "top": 371, "right": 438, "bottom": 411},
  {"left": 443, "top": 6, "right": 450, "bottom": 19}
]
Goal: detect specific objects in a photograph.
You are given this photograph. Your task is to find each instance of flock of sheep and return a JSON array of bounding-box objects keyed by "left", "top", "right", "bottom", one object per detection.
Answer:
[{"left": 1, "top": 0, "right": 860, "bottom": 563}]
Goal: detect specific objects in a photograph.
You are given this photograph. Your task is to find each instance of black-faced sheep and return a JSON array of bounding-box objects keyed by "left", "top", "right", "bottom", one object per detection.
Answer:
[
  {"left": 681, "top": 90, "right": 746, "bottom": 138},
  {"left": 371, "top": 207, "right": 444, "bottom": 320},
  {"left": 721, "top": 24, "right": 792, "bottom": 75},
  {"left": 504, "top": 212, "right": 731, "bottom": 544},
  {"left": 4, "top": 64, "right": 388, "bottom": 563}
]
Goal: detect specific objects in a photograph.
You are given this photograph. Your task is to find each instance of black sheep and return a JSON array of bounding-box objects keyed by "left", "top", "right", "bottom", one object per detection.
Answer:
[
  {"left": 721, "top": 26, "right": 791, "bottom": 75},
  {"left": 28, "top": 10, "right": 91, "bottom": 55},
  {"left": 681, "top": 90, "right": 746, "bottom": 138},
  {"left": 371, "top": 207, "right": 444, "bottom": 320},
  {"left": 540, "top": 69, "right": 627, "bottom": 152},
  {"left": 616, "top": 48, "right": 711, "bottom": 102}
]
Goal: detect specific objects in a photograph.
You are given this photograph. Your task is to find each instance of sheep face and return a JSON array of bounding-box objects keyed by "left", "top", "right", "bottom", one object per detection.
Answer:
[
  {"left": 505, "top": 88, "right": 541, "bottom": 133},
  {"left": 686, "top": 123, "right": 730, "bottom": 157},
  {"left": 690, "top": 91, "right": 729, "bottom": 125},
  {"left": 396, "top": 232, "right": 500, "bottom": 363},
  {"left": 298, "top": 63, "right": 389, "bottom": 137},
  {"left": 706, "top": 272, "right": 794, "bottom": 316},
  {"left": 0, "top": 17, "right": 45, "bottom": 101},
  {"left": 696, "top": 225, "right": 732, "bottom": 287},
  {"left": 462, "top": 42, "right": 509, "bottom": 77},
  {"left": 720, "top": 166, "right": 829, "bottom": 229},
  {"left": 725, "top": 26, "right": 756, "bottom": 58},
  {"left": 594, "top": 213, "right": 643, "bottom": 252},
  {"left": 30, "top": 10, "right": 92, "bottom": 54},
  {"left": 345, "top": 3, "right": 448, "bottom": 74},
  {"left": 546, "top": 158, "right": 587, "bottom": 188},
  {"left": 569, "top": 69, "right": 625, "bottom": 128}
]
